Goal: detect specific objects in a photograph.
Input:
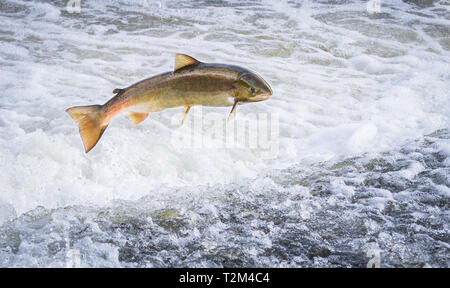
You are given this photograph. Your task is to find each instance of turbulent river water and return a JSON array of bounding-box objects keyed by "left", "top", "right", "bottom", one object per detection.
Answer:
[{"left": 0, "top": 0, "right": 449, "bottom": 267}]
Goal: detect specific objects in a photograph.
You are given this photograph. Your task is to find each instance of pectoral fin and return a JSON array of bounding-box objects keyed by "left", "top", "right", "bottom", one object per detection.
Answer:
[
  {"left": 181, "top": 106, "right": 191, "bottom": 126},
  {"left": 129, "top": 112, "right": 149, "bottom": 125},
  {"left": 228, "top": 100, "right": 239, "bottom": 122}
]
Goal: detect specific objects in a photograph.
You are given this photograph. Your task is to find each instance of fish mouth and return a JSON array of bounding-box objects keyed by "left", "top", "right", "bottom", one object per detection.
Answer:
[{"left": 251, "top": 92, "right": 272, "bottom": 102}]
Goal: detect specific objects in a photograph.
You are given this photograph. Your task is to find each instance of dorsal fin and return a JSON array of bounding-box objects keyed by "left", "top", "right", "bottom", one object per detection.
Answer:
[{"left": 174, "top": 53, "right": 200, "bottom": 71}]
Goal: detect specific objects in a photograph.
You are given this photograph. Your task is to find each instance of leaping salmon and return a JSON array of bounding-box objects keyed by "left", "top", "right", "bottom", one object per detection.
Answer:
[{"left": 66, "top": 53, "right": 272, "bottom": 153}]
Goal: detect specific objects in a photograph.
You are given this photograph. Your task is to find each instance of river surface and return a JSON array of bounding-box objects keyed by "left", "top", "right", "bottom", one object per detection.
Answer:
[{"left": 0, "top": 0, "right": 449, "bottom": 267}]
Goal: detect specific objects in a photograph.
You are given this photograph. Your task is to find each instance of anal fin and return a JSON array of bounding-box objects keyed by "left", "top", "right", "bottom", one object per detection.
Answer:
[{"left": 129, "top": 112, "right": 149, "bottom": 125}]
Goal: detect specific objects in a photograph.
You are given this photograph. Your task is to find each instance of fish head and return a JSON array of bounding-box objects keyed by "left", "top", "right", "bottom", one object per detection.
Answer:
[{"left": 236, "top": 71, "right": 272, "bottom": 102}]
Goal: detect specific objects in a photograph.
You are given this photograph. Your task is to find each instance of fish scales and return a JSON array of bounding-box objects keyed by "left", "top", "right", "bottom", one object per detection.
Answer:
[{"left": 66, "top": 54, "right": 272, "bottom": 153}]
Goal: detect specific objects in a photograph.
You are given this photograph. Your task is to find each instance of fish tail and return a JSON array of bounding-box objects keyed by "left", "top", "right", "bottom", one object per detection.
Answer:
[{"left": 66, "top": 105, "right": 108, "bottom": 153}]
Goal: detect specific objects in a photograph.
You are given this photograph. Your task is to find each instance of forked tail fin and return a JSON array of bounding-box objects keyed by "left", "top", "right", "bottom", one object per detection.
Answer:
[{"left": 66, "top": 105, "right": 108, "bottom": 153}]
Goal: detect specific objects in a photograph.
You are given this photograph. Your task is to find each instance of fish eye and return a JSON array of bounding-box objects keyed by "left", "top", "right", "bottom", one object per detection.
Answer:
[{"left": 250, "top": 87, "right": 255, "bottom": 94}]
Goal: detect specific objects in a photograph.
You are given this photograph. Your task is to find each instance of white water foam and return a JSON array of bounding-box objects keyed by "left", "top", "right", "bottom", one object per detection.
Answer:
[{"left": 0, "top": 0, "right": 449, "bottom": 267}]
